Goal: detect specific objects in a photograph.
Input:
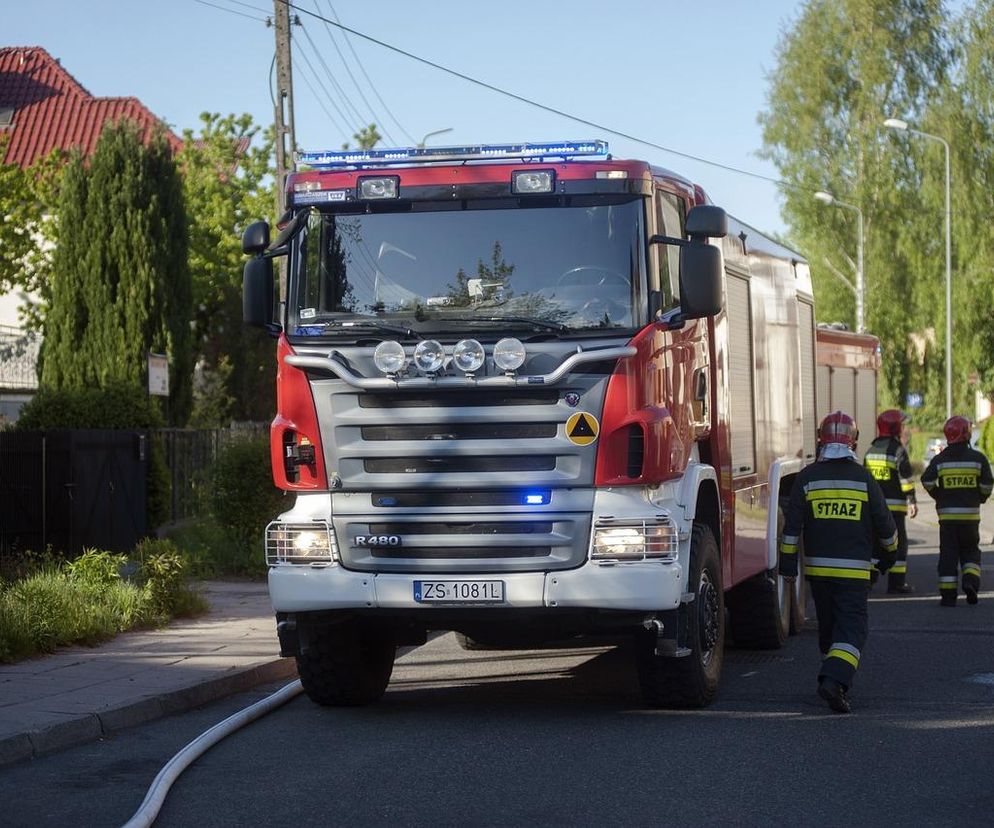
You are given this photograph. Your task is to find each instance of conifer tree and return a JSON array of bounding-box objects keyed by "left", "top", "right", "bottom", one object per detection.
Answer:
[{"left": 42, "top": 122, "right": 192, "bottom": 423}]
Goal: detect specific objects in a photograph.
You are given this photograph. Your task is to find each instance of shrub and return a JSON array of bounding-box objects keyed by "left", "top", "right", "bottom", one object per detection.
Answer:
[
  {"left": 210, "top": 437, "right": 284, "bottom": 564},
  {"left": 66, "top": 549, "right": 128, "bottom": 587},
  {"left": 0, "top": 540, "right": 206, "bottom": 664},
  {"left": 136, "top": 537, "right": 207, "bottom": 617},
  {"left": 980, "top": 417, "right": 994, "bottom": 461}
]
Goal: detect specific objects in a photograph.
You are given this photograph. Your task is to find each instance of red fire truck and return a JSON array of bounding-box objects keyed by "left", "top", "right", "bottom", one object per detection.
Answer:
[{"left": 242, "top": 140, "right": 818, "bottom": 708}]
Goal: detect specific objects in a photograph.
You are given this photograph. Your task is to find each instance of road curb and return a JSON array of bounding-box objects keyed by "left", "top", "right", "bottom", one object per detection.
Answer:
[{"left": 0, "top": 657, "right": 297, "bottom": 769}]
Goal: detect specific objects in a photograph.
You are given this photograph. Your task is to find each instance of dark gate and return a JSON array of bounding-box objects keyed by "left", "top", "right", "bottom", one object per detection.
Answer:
[{"left": 0, "top": 429, "right": 148, "bottom": 558}]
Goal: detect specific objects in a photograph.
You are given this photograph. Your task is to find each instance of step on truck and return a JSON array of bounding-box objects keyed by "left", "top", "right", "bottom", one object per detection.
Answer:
[{"left": 242, "top": 140, "right": 818, "bottom": 707}]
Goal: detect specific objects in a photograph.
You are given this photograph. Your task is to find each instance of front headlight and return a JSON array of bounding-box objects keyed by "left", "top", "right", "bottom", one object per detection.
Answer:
[
  {"left": 591, "top": 518, "right": 678, "bottom": 562},
  {"left": 266, "top": 522, "right": 338, "bottom": 565}
]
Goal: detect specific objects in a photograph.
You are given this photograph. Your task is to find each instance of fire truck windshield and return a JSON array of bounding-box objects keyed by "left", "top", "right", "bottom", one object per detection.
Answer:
[{"left": 289, "top": 198, "right": 645, "bottom": 336}]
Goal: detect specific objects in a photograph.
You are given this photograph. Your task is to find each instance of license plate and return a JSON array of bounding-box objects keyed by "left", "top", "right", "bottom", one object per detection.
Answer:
[{"left": 414, "top": 580, "right": 505, "bottom": 604}]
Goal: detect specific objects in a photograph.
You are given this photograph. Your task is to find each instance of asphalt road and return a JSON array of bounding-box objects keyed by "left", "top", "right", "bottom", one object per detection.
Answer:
[{"left": 3, "top": 518, "right": 993, "bottom": 828}]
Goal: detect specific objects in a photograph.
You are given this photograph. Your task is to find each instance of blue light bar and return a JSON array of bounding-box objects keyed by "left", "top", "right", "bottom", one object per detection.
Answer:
[
  {"left": 523, "top": 491, "right": 550, "bottom": 505},
  {"left": 297, "top": 140, "right": 609, "bottom": 170}
]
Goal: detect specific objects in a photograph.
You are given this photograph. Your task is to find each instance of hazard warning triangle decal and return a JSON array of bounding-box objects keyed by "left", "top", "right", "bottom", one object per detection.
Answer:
[{"left": 565, "top": 412, "right": 600, "bottom": 446}]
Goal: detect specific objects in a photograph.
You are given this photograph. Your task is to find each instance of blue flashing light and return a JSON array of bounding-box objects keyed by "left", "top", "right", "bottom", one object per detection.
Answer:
[
  {"left": 297, "top": 140, "right": 609, "bottom": 170},
  {"left": 524, "top": 492, "right": 549, "bottom": 505}
]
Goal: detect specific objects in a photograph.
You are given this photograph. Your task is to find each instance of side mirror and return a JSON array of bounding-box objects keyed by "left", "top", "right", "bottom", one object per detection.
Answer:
[
  {"left": 243, "top": 256, "right": 274, "bottom": 328},
  {"left": 242, "top": 220, "right": 271, "bottom": 255},
  {"left": 685, "top": 205, "right": 728, "bottom": 240},
  {"left": 679, "top": 243, "right": 723, "bottom": 319}
]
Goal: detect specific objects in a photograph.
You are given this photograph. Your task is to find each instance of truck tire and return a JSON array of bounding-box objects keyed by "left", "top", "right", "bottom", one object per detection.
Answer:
[
  {"left": 726, "top": 568, "right": 789, "bottom": 649},
  {"left": 636, "top": 523, "right": 724, "bottom": 708},
  {"left": 296, "top": 621, "right": 396, "bottom": 706}
]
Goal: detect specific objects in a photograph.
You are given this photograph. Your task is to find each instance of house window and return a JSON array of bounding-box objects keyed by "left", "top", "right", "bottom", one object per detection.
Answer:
[{"left": 0, "top": 107, "right": 14, "bottom": 128}]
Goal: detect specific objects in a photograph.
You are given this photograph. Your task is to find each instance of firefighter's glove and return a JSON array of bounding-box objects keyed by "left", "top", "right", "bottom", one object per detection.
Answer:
[{"left": 778, "top": 559, "right": 798, "bottom": 579}]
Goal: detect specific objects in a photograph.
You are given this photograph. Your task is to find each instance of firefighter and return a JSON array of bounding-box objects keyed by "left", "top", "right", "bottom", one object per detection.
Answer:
[
  {"left": 864, "top": 409, "right": 918, "bottom": 593},
  {"left": 779, "top": 410, "right": 898, "bottom": 714},
  {"left": 920, "top": 416, "right": 993, "bottom": 606}
]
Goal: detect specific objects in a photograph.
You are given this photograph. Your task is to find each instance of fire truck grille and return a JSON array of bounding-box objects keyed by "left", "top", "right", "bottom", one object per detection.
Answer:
[
  {"left": 363, "top": 455, "right": 557, "bottom": 474},
  {"left": 370, "top": 546, "right": 550, "bottom": 559},
  {"left": 371, "top": 490, "right": 549, "bottom": 508},
  {"left": 361, "top": 423, "right": 557, "bottom": 441},
  {"left": 369, "top": 522, "right": 553, "bottom": 535},
  {"left": 334, "top": 514, "right": 591, "bottom": 573},
  {"left": 358, "top": 390, "right": 559, "bottom": 409}
]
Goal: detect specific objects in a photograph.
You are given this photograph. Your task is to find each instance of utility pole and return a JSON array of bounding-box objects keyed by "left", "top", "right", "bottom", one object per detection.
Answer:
[{"left": 273, "top": 0, "right": 297, "bottom": 217}]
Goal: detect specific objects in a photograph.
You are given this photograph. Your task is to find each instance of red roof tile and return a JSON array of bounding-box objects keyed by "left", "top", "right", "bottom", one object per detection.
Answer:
[{"left": 0, "top": 46, "right": 180, "bottom": 168}]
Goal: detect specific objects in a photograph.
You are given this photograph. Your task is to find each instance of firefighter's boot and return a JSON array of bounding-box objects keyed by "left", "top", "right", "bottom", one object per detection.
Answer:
[
  {"left": 887, "top": 579, "right": 915, "bottom": 595},
  {"left": 818, "top": 678, "right": 851, "bottom": 714}
]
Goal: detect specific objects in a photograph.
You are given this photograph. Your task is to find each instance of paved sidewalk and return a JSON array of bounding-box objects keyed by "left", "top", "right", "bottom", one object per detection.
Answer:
[{"left": 0, "top": 580, "right": 294, "bottom": 768}]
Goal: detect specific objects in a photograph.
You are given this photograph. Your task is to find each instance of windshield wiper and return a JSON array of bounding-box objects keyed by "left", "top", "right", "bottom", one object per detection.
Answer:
[
  {"left": 438, "top": 315, "right": 571, "bottom": 334},
  {"left": 295, "top": 319, "right": 418, "bottom": 338}
]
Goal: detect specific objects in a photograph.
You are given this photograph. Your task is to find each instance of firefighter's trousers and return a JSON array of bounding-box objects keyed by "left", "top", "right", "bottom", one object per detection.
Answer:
[
  {"left": 938, "top": 522, "right": 982, "bottom": 602},
  {"left": 810, "top": 579, "right": 869, "bottom": 689},
  {"left": 888, "top": 512, "right": 909, "bottom": 590}
]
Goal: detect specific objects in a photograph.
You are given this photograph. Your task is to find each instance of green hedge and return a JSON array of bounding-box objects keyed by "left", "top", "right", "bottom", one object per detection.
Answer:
[
  {"left": 980, "top": 417, "right": 994, "bottom": 461},
  {"left": 210, "top": 437, "right": 285, "bottom": 558}
]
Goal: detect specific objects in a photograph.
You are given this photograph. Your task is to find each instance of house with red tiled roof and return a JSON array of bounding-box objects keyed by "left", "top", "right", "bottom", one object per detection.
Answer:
[
  {"left": 0, "top": 46, "right": 180, "bottom": 412},
  {"left": 0, "top": 46, "right": 179, "bottom": 168}
]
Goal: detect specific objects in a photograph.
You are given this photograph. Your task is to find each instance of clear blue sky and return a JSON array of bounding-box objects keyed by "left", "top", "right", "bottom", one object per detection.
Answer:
[{"left": 6, "top": 0, "right": 808, "bottom": 236}]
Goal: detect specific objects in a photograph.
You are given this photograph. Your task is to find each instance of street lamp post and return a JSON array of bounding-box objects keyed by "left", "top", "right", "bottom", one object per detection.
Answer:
[
  {"left": 417, "top": 128, "right": 453, "bottom": 148},
  {"left": 814, "top": 191, "right": 864, "bottom": 333},
  {"left": 884, "top": 117, "right": 952, "bottom": 419}
]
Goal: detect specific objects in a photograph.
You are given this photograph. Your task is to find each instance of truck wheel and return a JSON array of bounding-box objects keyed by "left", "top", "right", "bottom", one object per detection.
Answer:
[
  {"left": 727, "top": 567, "right": 789, "bottom": 649},
  {"left": 636, "top": 523, "right": 724, "bottom": 708},
  {"left": 296, "top": 621, "right": 396, "bottom": 706}
]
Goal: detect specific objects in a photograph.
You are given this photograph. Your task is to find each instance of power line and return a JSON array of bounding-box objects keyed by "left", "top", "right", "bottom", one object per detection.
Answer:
[
  {"left": 278, "top": 0, "right": 799, "bottom": 191},
  {"left": 324, "top": 1, "right": 416, "bottom": 145},
  {"left": 311, "top": 0, "right": 397, "bottom": 145},
  {"left": 194, "top": 0, "right": 268, "bottom": 23},
  {"left": 296, "top": 23, "right": 366, "bottom": 134},
  {"left": 294, "top": 55, "right": 347, "bottom": 137},
  {"left": 293, "top": 47, "right": 350, "bottom": 136}
]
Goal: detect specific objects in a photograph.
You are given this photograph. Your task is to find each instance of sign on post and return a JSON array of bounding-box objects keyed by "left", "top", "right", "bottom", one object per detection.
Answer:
[
  {"left": 148, "top": 352, "right": 169, "bottom": 397},
  {"left": 905, "top": 391, "right": 923, "bottom": 410}
]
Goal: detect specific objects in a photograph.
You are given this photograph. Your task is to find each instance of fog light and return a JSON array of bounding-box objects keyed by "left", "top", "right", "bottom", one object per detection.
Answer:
[
  {"left": 512, "top": 170, "right": 554, "bottom": 193},
  {"left": 592, "top": 519, "right": 677, "bottom": 561},
  {"left": 452, "top": 339, "right": 485, "bottom": 373},
  {"left": 266, "top": 522, "right": 337, "bottom": 565},
  {"left": 358, "top": 176, "right": 399, "bottom": 199},
  {"left": 493, "top": 337, "right": 525, "bottom": 372},
  {"left": 413, "top": 339, "right": 445, "bottom": 374},
  {"left": 373, "top": 340, "right": 407, "bottom": 374}
]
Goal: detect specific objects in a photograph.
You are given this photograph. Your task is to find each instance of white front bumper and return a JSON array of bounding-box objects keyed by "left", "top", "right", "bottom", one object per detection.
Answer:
[{"left": 268, "top": 560, "right": 683, "bottom": 613}]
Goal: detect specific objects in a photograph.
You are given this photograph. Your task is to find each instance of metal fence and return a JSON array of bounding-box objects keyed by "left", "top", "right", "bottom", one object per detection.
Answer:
[
  {"left": 0, "top": 424, "right": 269, "bottom": 560},
  {"left": 158, "top": 423, "right": 269, "bottom": 524},
  {"left": 0, "top": 429, "right": 148, "bottom": 558}
]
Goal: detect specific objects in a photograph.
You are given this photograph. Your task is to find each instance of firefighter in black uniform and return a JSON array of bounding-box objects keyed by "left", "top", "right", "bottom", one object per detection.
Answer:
[
  {"left": 920, "top": 415, "right": 993, "bottom": 606},
  {"left": 864, "top": 409, "right": 918, "bottom": 593},
  {"left": 779, "top": 410, "right": 898, "bottom": 714}
]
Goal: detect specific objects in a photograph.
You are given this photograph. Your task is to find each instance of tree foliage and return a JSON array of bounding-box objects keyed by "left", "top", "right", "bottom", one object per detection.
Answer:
[
  {"left": 177, "top": 112, "right": 276, "bottom": 425},
  {"left": 41, "top": 122, "right": 192, "bottom": 423},
  {"left": 761, "top": 0, "right": 952, "bottom": 423},
  {"left": 0, "top": 135, "right": 65, "bottom": 331}
]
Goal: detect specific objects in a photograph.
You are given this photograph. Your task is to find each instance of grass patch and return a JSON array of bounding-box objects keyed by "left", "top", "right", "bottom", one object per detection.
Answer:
[
  {"left": 164, "top": 516, "right": 267, "bottom": 578},
  {"left": 0, "top": 545, "right": 208, "bottom": 664}
]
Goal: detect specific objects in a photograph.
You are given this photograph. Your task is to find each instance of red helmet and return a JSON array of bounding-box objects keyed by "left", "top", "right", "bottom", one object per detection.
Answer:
[
  {"left": 876, "top": 409, "right": 907, "bottom": 438},
  {"left": 943, "top": 415, "right": 972, "bottom": 445},
  {"left": 818, "top": 410, "right": 859, "bottom": 449}
]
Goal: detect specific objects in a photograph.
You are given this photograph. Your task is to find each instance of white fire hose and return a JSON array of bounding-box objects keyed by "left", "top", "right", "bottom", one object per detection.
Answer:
[{"left": 122, "top": 679, "right": 304, "bottom": 828}]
